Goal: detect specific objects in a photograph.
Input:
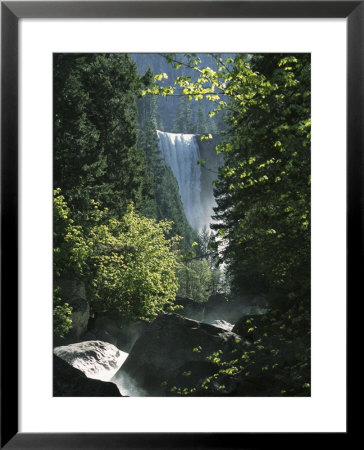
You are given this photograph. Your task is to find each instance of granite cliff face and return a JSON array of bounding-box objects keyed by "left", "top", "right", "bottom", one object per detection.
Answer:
[
  {"left": 196, "top": 134, "right": 224, "bottom": 228},
  {"left": 131, "top": 53, "right": 232, "bottom": 131}
]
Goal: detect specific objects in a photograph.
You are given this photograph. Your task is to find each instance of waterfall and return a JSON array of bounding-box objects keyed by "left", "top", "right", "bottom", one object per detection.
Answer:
[{"left": 157, "top": 130, "right": 204, "bottom": 230}]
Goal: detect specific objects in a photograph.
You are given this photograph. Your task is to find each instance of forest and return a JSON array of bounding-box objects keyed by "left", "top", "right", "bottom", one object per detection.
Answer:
[{"left": 53, "top": 53, "right": 311, "bottom": 397}]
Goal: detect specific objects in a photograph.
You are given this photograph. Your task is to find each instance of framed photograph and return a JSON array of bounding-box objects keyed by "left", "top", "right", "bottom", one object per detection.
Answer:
[{"left": 1, "top": 1, "right": 355, "bottom": 447}]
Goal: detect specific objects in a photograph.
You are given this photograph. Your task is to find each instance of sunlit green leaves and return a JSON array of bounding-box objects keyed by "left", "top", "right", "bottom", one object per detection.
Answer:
[
  {"left": 154, "top": 72, "right": 168, "bottom": 81},
  {"left": 54, "top": 192, "right": 182, "bottom": 324}
]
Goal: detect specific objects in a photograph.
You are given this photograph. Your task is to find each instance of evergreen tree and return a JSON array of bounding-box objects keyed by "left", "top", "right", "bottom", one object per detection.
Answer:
[
  {"left": 212, "top": 54, "right": 311, "bottom": 308},
  {"left": 176, "top": 259, "right": 213, "bottom": 303},
  {"left": 54, "top": 53, "right": 149, "bottom": 220},
  {"left": 150, "top": 53, "right": 310, "bottom": 309},
  {"left": 195, "top": 104, "right": 208, "bottom": 134},
  {"left": 172, "top": 96, "right": 193, "bottom": 133},
  {"left": 142, "top": 53, "right": 311, "bottom": 395}
]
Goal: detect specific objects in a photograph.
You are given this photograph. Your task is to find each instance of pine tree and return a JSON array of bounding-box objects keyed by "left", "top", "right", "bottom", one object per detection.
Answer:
[
  {"left": 212, "top": 54, "right": 311, "bottom": 308},
  {"left": 54, "top": 53, "right": 148, "bottom": 220},
  {"left": 195, "top": 104, "right": 208, "bottom": 134},
  {"left": 172, "top": 96, "right": 193, "bottom": 133}
]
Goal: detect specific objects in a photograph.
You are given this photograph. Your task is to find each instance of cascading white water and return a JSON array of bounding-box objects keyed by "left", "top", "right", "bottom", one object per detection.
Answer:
[{"left": 157, "top": 130, "right": 204, "bottom": 230}]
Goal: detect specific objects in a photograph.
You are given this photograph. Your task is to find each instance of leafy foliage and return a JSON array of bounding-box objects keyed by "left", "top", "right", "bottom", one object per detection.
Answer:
[
  {"left": 176, "top": 259, "right": 213, "bottom": 303},
  {"left": 152, "top": 53, "right": 310, "bottom": 308},
  {"left": 165, "top": 305, "right": 310, "bottom": 397},
  {"left": 53, "top": 188, "right": 90, "bottom": 338},
  {"left": 54, "top": 190, "right": 182, "bottom": 334},
  {"left": 54, "top": 52, "right": 311, "bottom": 396},
  {"left": 212, "top": 54, "right": 311, "bottom": 307},
  {"left": 148, "top": 53, "right": 311, "bottom": 396},
  {"left": 54, "top": 188, "right": 90, "bottom": 279},
  {"left": 86, "top": 203, "right": 181, "bottom": 320},
  {"left": 136, "top": 53, "right": 224, "bottom": 133},
  {"left": 53, "top": 287, "right": 72, "bottom": 339},
  {"left": 176, "top": 226, "right": 228, "bottom": 300}
]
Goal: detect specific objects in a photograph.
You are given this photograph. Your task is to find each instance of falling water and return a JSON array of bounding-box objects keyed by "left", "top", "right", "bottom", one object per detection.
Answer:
[{"left": 157, "top": 130, "right": 204, "bottom": 230}]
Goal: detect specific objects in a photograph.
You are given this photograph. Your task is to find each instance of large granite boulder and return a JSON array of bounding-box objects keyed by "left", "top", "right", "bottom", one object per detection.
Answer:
[
  {"left": 67, "top": 297, "right": 90, "bottom": 340},
  {"left": 196, "top": 134, "right": 224, "bottom": 224},
  {"left": 93, "top": 313, "right": 122, "bottom": 339},
  {"left": 81, "top": 328, "right": 117, "bottom": 347},
  {"left": 54, "top": 340, "right": 128, "bottom": 381},
  {"left": 174, "top": 297, "right": 205, "bottom": 321},
  {"left": 53, "top": 355, "right": 121, "bottom": 397},
  {"left": 164, "top": 319, "right": 309, "bottom": 397},
  {"left": 112, "top": 313, "right": 249, "bottom": 395},
  {"left": 210, "top": 319, "right": 234, "bottom": 331},
  {"left": 93, "top": 313, "right": 148, "bottom": 352},
  {"left": 116, "top": 320, "right": 149, "bottom": 352},
  {"left": 56, "top": 279, "right": 90, "bottom": 344},
  {"left": 58, "top": 278, "right": 86, "bottom": 300}
]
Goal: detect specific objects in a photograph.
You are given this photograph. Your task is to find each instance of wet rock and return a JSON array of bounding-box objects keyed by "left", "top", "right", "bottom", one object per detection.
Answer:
[
  {"left": 113, "top": 313, "right": 248, "bottom": 395},
  {"left": 81, "top": 328, "right": 118, "bottom": 347},
  {"left": 58, "top": 278, "right": 85, "bottom": 299},
  {"left": 67, "top": 297, "right": 90, "bottom": 340},
  {"left": 54, "top": 340, "right": 128, "bottom": 381},
  {"left": 116, "top": 320, "right": 149, "bottom": 352},
  {"left": 93, "top": 313, "right": 122, "bottom": 340},
  {"left": 53, "top": 355, "right": 121, "bottom": 397},
  {"left": 165, "top": 360, "right": 217, "bottom": 396},
  {"left": 174, "top": 297, "right": 205, "bottom": 321},
  {"left": 93, "top": 313, "right": 148, "bottom": 352},
  {"left": 55, "top": 279, "right": 90, "bottom": 344},
  {"left": 210, "top": 319, "right": 234, "bottom": 332}
]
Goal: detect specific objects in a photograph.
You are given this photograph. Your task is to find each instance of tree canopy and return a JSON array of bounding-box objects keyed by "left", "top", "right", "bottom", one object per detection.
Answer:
[
  {"left": 54, "top": 53, "right": 311, "bottom": 398},
  {"left": 54, "top": 190, "right": 181, "bottom": 327},
  {"left": 54, "top": 53, "right": 150, "bottom": 219},
  {"left": 146, "top": 53, "right": 311, "bottom": 310}
]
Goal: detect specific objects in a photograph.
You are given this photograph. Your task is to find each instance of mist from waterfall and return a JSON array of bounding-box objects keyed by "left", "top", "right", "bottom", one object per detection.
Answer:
[{"left": 157, "top": 130, "right": 206, "bottom": 230}]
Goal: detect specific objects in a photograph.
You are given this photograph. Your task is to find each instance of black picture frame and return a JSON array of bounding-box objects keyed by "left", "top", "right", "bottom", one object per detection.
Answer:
[{"left": 1, "top": 1, "right": 355, "bottom": 448}]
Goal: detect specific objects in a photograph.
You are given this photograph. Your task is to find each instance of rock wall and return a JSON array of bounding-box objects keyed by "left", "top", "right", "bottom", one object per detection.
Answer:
[
  {"left": 196, "top": 134, "right": 224, "bottom": 229},
  {"left": 55, "top": 279, "right": 90, "bottom": 345}
]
